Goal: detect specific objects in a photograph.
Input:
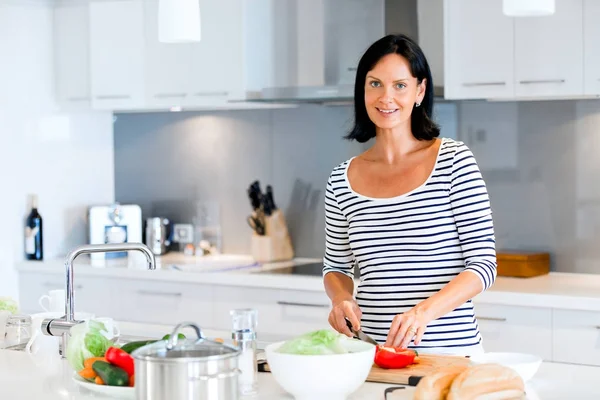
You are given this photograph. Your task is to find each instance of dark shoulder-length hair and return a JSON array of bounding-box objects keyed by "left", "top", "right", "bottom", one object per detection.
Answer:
[{"left": 346, "top": 34, "right": 440, "bottom": 143}]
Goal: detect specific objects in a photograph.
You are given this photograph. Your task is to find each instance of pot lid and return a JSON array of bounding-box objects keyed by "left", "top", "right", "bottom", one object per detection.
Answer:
[{"left": 131, "top": 322, "right": 240, "bottom": 362}]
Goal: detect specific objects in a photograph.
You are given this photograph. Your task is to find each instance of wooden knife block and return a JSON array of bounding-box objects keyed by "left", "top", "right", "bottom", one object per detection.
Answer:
[
  {"left": 496, "top": 251, "right": 550, "bottom": 278},
  {"left": 251, "top": 209, "right": 294, "bottom": 262}
]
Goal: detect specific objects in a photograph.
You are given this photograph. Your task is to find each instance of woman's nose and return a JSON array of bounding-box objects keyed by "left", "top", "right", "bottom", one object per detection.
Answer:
[{"left": 379, "top": 86, "right": 394, "bottom": 103}]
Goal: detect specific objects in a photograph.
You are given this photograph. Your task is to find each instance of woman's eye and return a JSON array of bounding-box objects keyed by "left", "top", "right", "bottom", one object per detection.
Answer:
[
  {"left": 395, "top": 83, "right": 406, "bottom": 89},
  {"left": 369, "top": 81, "right": 381, "bottom": 88}
]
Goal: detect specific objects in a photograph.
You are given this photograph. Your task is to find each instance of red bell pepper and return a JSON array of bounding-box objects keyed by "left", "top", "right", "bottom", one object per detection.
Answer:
[
  {"left": 373, "top": 345, "right": 417, "bottom": 369},
  {"left": 105, "top": 347, "right": 135, "bottom": 377}
]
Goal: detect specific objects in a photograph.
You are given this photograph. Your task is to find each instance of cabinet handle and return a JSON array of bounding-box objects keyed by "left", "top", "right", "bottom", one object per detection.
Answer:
[
  {"left": 95, "top": 95, "right": 131, "bottom": 100},
  {"left": 137, "top": 290, "right": 182, "bottom": 297},
  {"left": 462, "top": 81, "right": 506, "bottom": 87},
  {"left": 67, "top": 97, "right": 89, "bottom": 102},
  {"left": 194, "top": 91, "right": 229, "bottom": 97},
  {"left": 595, "top": 326, "right": 600, "bottom": 330},
  {"left": 44, "top": 282, "right": 82, "bottom": 289},
  {"left": 347, "top": 67, "right": 357, "bottom": 72},
  {"left": 477, "top": 316, "right": 507, "bottom": 322},
  {"left": 518, "top": 79, "right": 565, "bottom": 85},
  {"left": 154, "top": 93, "right": 187, "bottom": 99},
  {"left": 277, "top": 301, "right": 329, "bottom": 308}
]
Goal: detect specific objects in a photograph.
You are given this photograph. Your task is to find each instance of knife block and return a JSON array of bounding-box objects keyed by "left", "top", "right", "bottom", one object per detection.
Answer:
[{"left": 251, "top": 209, "right": 294, "bottom": 263}]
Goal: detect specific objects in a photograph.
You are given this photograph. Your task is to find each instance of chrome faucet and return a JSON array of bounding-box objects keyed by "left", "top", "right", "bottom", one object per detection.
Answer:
[{"left": 41, "top": 243, "right": 156, "bottom": 357}]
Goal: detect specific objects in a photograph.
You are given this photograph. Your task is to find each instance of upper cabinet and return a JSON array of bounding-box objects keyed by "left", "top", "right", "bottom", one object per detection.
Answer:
[
  {"left": 443, "top": 0, "right": 594, "bottom": 101},
  {"left": 514, "top": 0, "right": 583, "bottom": 98},
  {"left": 444, "top": 0, "right": 515, "bottom": 99},
  {"left": 584, "top": 0, "right": 600, "bottom": 95},
  {"left": 89, "top": 0, "right": 146, "bottom": 110},
  {"left": 53, "top": 0, "right": 91, "bottom": 110}
]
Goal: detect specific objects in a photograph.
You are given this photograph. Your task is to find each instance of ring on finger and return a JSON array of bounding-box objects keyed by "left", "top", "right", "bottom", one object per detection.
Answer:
[{"left": 407, "top": 327, "right": 417, "bottom": 335}]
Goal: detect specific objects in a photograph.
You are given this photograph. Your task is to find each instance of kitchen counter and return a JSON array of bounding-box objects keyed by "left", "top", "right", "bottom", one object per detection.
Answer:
[
  {"left": 1, "top": 325, "right": 599, "bottom": 400},
  {"left": 16, "top": 254, "right": 600, "bottom": 311}
]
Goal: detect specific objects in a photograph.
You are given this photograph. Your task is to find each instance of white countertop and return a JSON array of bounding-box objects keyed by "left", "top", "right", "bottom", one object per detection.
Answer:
[
  {"left": 1, "top": 320, "right": 599, "bottom": 400},
  {"left": 16, "top": 254, "right": 600, "bottom": 311}
]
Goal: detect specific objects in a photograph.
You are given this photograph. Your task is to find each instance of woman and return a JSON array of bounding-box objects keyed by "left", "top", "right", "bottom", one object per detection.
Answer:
[{"left": 322, "top": 34, "right": 496, "bottom": 356}]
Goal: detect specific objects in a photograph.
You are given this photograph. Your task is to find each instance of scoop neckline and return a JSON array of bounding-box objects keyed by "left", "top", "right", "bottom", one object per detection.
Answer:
[{"left": 344, "top": 137, "right": 447, "bottom": 202}]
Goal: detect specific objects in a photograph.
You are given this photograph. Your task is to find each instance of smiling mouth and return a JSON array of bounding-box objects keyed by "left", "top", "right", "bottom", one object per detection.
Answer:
[{"left": 376, "top": 107, "right": 398, "bottom": 114}]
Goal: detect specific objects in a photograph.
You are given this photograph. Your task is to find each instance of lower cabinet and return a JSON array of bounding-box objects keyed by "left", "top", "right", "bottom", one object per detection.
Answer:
[
  {"left": 553, "top": 309, "right": 600, "bottom": 366},
  {"left": 212, "top": 286, "right": 332, "bottom": 339},
  {"left": 474, "top": 303, "right": 553, "bottom": 361}
]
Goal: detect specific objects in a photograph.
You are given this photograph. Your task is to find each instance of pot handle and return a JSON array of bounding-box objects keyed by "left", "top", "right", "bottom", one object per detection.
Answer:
[{"left": 166, "top": 321, "right": 204, "bottom": 350}]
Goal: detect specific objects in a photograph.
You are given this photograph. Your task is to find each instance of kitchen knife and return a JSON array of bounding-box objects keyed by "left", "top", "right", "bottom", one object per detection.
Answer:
[
  {"left": 345, "top": 318, "right": 379, "bottom": 346},
  {"left": 265, "top": 185, "right": 277, "bottom": 211}
]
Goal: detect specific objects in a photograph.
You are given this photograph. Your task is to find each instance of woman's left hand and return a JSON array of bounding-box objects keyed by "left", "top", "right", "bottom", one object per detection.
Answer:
[{"left": 385, "top": 306, "right": 432, "bottom": 349}]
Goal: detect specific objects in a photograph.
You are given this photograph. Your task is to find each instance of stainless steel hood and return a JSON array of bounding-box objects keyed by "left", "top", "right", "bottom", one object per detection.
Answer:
[{"left": 248, "top": 0, "right": 445, "bottom": 104}]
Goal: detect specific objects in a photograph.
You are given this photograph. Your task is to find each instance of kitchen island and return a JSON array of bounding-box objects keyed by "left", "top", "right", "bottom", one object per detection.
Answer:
[{"left": 0, "top": 340, "right": 599, "bottom": 399}]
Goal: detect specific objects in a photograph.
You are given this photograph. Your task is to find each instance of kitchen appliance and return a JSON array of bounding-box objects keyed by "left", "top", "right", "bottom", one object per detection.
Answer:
[
  {"left": 497, "top": 251, "right": 550, "bottom": 278},
  {"left": 88, "top": 203, "right": 142, "bottom": 260},
  {"left": 145, "top": 217, "right": 172, "bottom": 255},
  {"left": 249, "top": 0, "right": 445, "bottom": 104},
  {"left": 132, "top": 322, "right": 241, "bottom": 400}
]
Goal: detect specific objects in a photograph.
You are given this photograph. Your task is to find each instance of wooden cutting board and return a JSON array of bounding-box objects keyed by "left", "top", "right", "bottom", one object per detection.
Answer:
[
  {"left": 257, "top": 354, "right": 471, "bottom": 387},
  {"left": 367, "top": 354, "right": 472, "bottom": 386}
]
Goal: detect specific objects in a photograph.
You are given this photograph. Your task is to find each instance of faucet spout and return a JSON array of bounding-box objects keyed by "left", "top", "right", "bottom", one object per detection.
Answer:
[{"left": 42, "top": 242, "right": 156, "bottom": 357}]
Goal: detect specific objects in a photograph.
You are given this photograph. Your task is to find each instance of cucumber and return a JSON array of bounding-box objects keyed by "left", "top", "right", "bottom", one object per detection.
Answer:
[
  {"left": 92, "top": 361, "right": 129, "bottom": 387},
  {"left": 120, "top": 340, "right": 157, "bottom": 354}
]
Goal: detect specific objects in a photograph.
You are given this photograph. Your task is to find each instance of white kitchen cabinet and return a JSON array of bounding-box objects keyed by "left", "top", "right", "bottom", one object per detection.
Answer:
[
  {"left": 109, "top": 279, "right": 214, "bottom": 327},
  {"left": 553, "top": 309, "right": 600, "bottom": 366},
  {"left": 89, "top": 0, "right": 145, "bottom": 110},
  {"left": 17, "top": 272, "right": 113, "bottom": 318},
  {"left": 474, "top": 303, "right": 553, "bottom": 361},
  {"left": 212, "top": 286, "right": 331, "bottom": 338},
  {"left": 443, "top": 0, "right": 515, "bottom": 100},
  {"left": 583, "top": 0, "right": 600, "bottom": 95},
  {"left": 53, "top": 0, "right": 90, "bottom": 110},
  {"left": 514, "top": 0, "right": 584, "bottom": 98}
]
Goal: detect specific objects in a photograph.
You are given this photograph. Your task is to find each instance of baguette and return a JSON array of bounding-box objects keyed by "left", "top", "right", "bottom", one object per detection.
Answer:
[
  {"left": 447, "top": 363, "right": 525, "bottom": 400},
  {"left": 414, "top": 365, "right": 470, "bottom": 400}
]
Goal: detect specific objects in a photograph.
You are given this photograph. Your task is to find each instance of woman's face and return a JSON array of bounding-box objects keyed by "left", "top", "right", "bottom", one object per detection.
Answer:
[{"left": 364, "top": 53, "right": 426, "bottom": 131}]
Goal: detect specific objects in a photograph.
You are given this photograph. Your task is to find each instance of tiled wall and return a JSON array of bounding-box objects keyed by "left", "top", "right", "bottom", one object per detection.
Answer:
[{"left": 114, "top": 98, "right": 600, "bottom": 274}]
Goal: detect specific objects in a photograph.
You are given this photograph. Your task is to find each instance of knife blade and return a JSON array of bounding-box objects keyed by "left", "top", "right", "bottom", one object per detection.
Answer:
[{"left": 345, "top": 318, "right": 378, "bottom": 346}]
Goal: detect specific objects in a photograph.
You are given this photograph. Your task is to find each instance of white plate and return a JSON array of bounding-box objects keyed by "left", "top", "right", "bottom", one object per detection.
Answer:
[{"left": 72, "top": 373, "right": 135, "bottom": 399}]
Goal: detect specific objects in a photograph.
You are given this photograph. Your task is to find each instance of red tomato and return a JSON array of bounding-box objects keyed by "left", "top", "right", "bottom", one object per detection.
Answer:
[{"left": 373, "top": 345, "right": 417, "bottom": 369}]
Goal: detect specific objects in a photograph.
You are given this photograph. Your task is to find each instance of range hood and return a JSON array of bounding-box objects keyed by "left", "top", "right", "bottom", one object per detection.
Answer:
[{"left": 248, "top": 0, "right": 445, "bottom": 104}]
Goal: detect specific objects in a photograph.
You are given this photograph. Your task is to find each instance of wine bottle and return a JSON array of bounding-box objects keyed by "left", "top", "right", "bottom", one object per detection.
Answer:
[{"left": 24, "top": 194, "right": 43, "bottom": 261}]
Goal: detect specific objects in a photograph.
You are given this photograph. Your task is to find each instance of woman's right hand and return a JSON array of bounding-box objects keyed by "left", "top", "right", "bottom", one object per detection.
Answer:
[{"left": 328, "top": 295, "right": 362, "bottom": 337}]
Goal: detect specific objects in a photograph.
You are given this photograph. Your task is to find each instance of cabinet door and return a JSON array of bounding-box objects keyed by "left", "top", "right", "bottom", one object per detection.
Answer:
[
  {"left": 89, "top": 0, "right": 145, "bottom": 110},
  {"left": 583, "top": 0, "right": 600, "bottom": 95},
  {"left": 474, "top": 303, "right": 553, "bottom": 361},
  {"left": 514, "top": 0, "right": 584, "bottom": 97},
  {"left": 18, "top": 272, "right": 113, "bottom": 317},
  {"left": 212, "top": 286, "right": 331, "bottom": 339},
  {"left": 443, "top": 0, "right": 515, "bottom": 99},
  {"left": 143, "top": 0, "right": 193, "bottom": 109},
  {"left": 553, "top": 309, "right": 600, "bottom": 366},
  {"left": 188, "top": 0, "right": 244, "bottom": 105},
  {"left": 54, "top": 1, "right": 90, "bottom": 110}
]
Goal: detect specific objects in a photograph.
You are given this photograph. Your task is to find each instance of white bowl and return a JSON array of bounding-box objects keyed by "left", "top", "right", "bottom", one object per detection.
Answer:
[
  {"left": 72, "top": 374, "right": 134, "bottom": 399},
  {"left": 469, "top": 352, "right": 542, "bottom": 381},
  {"left": 265, "top": 337, "right": 376, "bottom": 400}
]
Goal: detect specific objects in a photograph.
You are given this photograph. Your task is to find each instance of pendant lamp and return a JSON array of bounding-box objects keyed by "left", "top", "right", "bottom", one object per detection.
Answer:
[
  {"left": 158, "top": 0, "right": 201, "bottom": 43},
  {"left": 503, "top": 0, "right": 555, "bottom": 16}
]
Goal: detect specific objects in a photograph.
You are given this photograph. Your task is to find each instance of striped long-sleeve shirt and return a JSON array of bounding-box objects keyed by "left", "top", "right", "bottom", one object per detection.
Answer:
[{"left": 323, "top": 137, "right": 497, "bottom": 354}]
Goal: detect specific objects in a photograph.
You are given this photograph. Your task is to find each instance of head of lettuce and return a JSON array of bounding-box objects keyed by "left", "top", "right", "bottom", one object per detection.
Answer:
[
  {"left": 66, "top": 320, "right": 114, "bottom": 371},
  {"left": 276, "top": 330, "right": 350, "bottom": 355}
]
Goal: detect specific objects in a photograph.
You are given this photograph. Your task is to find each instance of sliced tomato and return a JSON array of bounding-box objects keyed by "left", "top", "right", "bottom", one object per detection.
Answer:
[{"left": 373, "top": 345, "right": 417, "bottom": 369}]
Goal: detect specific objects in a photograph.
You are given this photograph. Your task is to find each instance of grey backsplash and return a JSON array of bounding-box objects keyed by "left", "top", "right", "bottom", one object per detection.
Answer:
[{"left": 114, "top": 99, "right": 600, "bottom": 274}]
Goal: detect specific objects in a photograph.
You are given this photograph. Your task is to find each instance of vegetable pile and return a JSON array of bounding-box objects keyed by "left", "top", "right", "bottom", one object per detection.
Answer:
[
  {"left": 276, "top": 330, "right": 349, "bottom": 355},
  {"left": 67, "top": 319, "right": 187, "bottom": 387}
]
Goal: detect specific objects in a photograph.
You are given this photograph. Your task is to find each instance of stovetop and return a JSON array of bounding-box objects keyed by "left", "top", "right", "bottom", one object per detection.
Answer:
[{"left": 252, "top": 262, "right": 324, "bottom": 277}]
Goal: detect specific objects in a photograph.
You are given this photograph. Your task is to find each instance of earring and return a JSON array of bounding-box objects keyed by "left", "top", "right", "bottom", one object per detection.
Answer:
[{"left": 415, "top": 102, "right": 421, "bottom": 107}]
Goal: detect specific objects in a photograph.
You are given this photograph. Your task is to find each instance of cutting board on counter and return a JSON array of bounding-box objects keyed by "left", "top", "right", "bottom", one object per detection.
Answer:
[
  {"left": 258, "top": 354, "right": 471, "bottom": 386},
  {"left": 366, "top": 354, "right": 472, "bottom": 386}
]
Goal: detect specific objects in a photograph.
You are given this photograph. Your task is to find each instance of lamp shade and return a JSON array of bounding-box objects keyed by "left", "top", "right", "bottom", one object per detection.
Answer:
[
  {"left": 158, "top": 0, "right": 201, "bottom": 43},
  {"left": 503, "top": 0, "right": 555, "bottom": 16}
]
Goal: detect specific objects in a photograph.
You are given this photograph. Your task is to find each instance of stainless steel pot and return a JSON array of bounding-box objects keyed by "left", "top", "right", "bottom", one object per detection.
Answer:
[{"left": 131, "top": 321, "right": 241, "bottom": 400}]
